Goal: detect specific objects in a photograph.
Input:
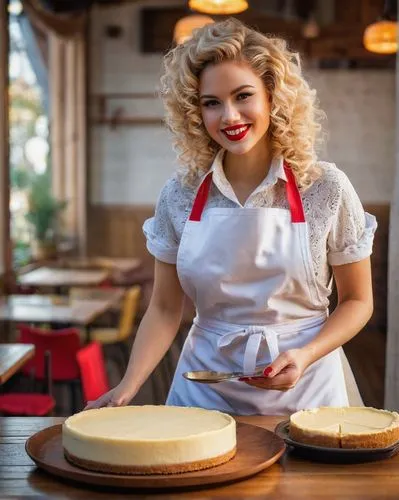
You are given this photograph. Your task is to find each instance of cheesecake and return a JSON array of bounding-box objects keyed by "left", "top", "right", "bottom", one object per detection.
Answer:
[
  {"left": 289, "top": 407, "right": 399, "bottom": 449},
  {"left": 62, "top": 405, "right": 237, "bottom": 474}
]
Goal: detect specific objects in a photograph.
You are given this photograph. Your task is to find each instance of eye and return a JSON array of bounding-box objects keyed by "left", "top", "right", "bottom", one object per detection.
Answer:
[
  {"left": 237, "top": 92, "right": 253, "bottom": 101},
  {"left": 202, "top": 99, "right": 219, "bottom": 108}
]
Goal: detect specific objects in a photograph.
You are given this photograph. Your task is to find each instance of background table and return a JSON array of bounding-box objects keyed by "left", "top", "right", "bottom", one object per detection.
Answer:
[
  {"left": 18, "top": 268, "right": 109, "bottom": 289},
  {"left": 0, "top": 344, "right": 35, "bottom": 384},
  {"left": 56, "top": 257, "right": 142, "bottom": 274},
  {"left": 0, "top": 295, "right": 114, "bottom": 328},
  {"left": 1, "top": 415, "right": 399, "bottom": 499}
]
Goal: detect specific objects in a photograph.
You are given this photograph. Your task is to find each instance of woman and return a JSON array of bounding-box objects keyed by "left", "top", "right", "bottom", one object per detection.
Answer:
[{"left": 87, "top": 18, "right": 376, "bottom": 415}]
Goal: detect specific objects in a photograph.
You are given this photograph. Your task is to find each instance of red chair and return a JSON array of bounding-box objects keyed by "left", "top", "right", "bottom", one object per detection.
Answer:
[
  {"left": 0, "top": 351, "right": 55, "bottom": 416},
  {"left": 17, "top": 324, "right": 82, "bottom": 413},
  {"left": 76, "top": 342, "right": 110, "bottom": 405}
]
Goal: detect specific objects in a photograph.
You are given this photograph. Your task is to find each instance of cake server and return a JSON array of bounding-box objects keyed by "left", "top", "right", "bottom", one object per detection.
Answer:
[{"left": 183, "top": 368, "right": 265, "bottom": 383}]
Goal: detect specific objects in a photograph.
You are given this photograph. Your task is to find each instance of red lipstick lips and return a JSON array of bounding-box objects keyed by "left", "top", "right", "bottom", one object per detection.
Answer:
[{"left": 222, "top": 124, "right": 251, "bottom": 142}]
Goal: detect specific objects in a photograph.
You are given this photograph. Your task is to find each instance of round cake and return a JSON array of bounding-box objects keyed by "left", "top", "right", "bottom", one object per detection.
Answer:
[
  {"left": 289, "top": 406, "right": 399, "bottom": 449},
  {"left": 62, "top": 405, "right": 237, "bottom": 474}
]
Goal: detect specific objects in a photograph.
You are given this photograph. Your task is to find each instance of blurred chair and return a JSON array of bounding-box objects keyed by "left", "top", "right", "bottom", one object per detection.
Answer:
[
  {"left": 76, "top": 341, "right": 110, "bottom": 406},
  {"left": 0, "top": 351, "right": 55, "bottom": 416},
  {"left": 18, "top": 324, "right": 82, "bottom": 413},
  {"left": 86, "top": 286, "right": 141, "bottom": 369}
]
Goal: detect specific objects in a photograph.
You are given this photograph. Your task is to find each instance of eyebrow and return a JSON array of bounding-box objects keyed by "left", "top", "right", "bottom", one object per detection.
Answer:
[{"left": 200, "top": 84, "right": 255, "bottom": 100}]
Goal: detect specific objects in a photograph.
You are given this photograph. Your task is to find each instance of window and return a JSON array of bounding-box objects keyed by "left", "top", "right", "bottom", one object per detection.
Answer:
[{"left": 8, "top": 0, "right": 50, "bottom": 267}]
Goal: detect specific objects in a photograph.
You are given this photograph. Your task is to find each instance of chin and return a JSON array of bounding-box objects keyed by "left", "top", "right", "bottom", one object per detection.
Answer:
[{"left": 224, "top": 143, "right": 254, "bottom": 155}]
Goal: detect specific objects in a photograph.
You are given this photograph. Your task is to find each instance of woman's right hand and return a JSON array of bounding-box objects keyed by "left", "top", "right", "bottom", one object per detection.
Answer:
[{"left": 83, "top": 380, "right": 136, "bottom": 410}]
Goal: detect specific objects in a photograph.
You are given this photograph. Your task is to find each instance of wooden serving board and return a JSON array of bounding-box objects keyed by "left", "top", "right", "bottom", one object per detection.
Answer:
[{"left": 25, "top": 422, "right": 285, "bottom": 489}]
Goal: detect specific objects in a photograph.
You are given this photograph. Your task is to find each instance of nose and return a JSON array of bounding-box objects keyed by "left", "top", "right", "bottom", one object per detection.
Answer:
[{"left": 221, "top": 102, "right": 240, "bottom": 124}]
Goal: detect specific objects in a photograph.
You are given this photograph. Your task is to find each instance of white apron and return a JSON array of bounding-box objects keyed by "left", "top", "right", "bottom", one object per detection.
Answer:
[{"left": 166, "top": 163, "right": 349, "bottom": 415}]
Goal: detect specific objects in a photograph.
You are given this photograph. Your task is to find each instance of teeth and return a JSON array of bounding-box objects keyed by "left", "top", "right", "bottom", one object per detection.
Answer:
[{"left": 225, "top": 126, "right": 248, "bottom": 136}]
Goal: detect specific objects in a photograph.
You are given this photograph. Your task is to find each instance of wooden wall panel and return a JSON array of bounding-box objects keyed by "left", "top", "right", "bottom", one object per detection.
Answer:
[
  {"left": 87, "top": 204, "right": 155, "bottom": 264},
  {"left": 344, "top": 204, "right": 389, "bottom": 408}
]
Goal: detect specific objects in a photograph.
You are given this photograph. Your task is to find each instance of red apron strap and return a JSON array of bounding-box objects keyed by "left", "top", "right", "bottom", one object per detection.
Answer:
[
  {"left": 189, "top": 172, "right": 213, "bottom": 222},
  {"left": 283, "top": 162, "right": 305, "bottom": 223},
  {"left": 189, "top": 164, "right": 305, "bottom": 223}
]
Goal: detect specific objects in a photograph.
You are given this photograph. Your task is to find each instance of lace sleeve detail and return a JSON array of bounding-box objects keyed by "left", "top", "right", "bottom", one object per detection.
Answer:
[
  {"left": 327, "top": 169, "right": 377, "bottom": 266},
  {"left": 143, "top": 178, "right": 180, "bottom": 264}
]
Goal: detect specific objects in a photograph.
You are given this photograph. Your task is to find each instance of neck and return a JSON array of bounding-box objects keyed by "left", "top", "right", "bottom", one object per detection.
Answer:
[{"left": 223, "top": 139, "right": 273, "bottom": 189}]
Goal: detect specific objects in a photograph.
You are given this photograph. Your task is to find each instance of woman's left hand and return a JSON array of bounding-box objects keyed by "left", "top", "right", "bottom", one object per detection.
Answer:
[{"left": 240, "top": 348, "right": 312, "bottom": 391}]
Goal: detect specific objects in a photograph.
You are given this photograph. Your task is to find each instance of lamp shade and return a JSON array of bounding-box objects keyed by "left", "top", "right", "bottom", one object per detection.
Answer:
[
  {"left": 189, "top": 0, "right": 248, "bottom": 15},
  {"left": 363, "top": 20, "right": 398, "bottom": 54},
  {"left": 174, "top": 15, "right": 215, "bottom": 44}
]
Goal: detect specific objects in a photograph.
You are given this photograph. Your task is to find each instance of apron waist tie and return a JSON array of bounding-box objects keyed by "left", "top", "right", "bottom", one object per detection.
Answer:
[
  {"left": 195, "top": 312, "right": 328, "bottom": 375},
  {"left": 216, "top": 326, "right": 280, "bottom": 375}
]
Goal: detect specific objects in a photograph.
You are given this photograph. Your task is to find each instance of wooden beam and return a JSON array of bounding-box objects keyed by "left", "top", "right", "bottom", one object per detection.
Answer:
[
  {"left": 91, "top": 118, "right": 164, "bottom": 126},
  {"left": 76, "top": 33, "right": 87, "bottom": 257},
  {"left": 64, "top": 40, "right": 78, "bottom": 237},
  {"left": 49, "top": 34, "right": 65, "bottom": 201},
  {"left": 0, "top": 0, "right": 11, "bottom": 292}
]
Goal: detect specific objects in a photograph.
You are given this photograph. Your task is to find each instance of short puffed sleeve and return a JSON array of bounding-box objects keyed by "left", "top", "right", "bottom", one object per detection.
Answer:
[
  {"left": 327, "top": 169, "right": 377, "bottom": 266},
  {"left": 143, "top": 178, "right": 180, "bottom": 264}
]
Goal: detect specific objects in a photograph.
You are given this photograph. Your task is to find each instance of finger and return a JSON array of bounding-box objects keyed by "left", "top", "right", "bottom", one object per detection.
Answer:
[
  {"left": 83, "top": 400, "right": 96, "bottom": 410},
  {"left": 263, "top": 352, "right": 292, "bottom": 377},
  {"left": 267, "top": 371, "right": 297, "bottom": 389},
  {"left": 240, "top": 378, "right": 275, "bottom": 389},
  {"left": 242, "top": 371, "right": 297, "bottom": 389},
  {"left": 84, "top": 394, "right": 110, "bottom": 410},
  {"left": 243, "top": 379, "right": 295, "bottom": 391}
]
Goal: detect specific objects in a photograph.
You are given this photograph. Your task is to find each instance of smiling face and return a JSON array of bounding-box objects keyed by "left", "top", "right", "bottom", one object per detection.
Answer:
[{"left": 199, "top": 60, "right": 271, "bottom": 156}]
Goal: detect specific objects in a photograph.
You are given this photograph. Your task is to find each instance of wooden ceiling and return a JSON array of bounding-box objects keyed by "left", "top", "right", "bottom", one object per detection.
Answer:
[{"left": 139, "top": 0, "right": 395, "bottom": 68}]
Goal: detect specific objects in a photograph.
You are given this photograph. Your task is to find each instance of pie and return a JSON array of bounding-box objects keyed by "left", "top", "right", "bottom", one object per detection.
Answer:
[
  {"left": 289, "top": 406, "right": 399, "bottom": 449},
  {"left": 62, "top": 405, "right": 237, "bottom": 474}
]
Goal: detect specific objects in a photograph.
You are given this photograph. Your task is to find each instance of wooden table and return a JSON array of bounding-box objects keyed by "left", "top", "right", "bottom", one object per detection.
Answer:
[
  {"left": 68, "top": 287, "right": 125, "bottom": 308},
  {"left": 57, "top": 257, "right": 142, "bottom": 274},
  {"left": 0, "top": 344, "right": 35, "bottom": 384},
  {"left": 18, "top": 267, "right": 109, "bottom": 289},
  {"left": 0, "top": 295, "right": 114, "bottom": 327},
  {"left": 1, "top": 415, "right": 399, "bottom": 499}
]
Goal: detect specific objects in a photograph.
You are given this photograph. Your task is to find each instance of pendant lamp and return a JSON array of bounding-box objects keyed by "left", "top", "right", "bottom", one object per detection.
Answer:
[
  {"left": 301, "top": 14, "right": 320, "bottom": 40},
  {"left": 174, "top": 15, "right": 214, "bottom": 44},
  {"left": 363, "top": 0, "right": 397, "bottom": 54},
  {"left": 189, "top": 0, "right": 248, "bottom": 16}
]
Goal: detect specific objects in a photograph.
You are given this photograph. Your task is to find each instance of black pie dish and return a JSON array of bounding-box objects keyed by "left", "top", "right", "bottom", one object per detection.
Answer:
[{"left": 274, "top": 420, "right": 399, "bottom": 464}]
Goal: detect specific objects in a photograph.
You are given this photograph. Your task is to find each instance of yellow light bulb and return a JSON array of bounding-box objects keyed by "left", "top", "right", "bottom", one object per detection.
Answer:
[
  {"left": 363, "top": 20, "right": 398, "bottom": 55},
  {"left": 189, "top": 0, "right": 248, "bottom": 16},
  {"left": 174, "top": 15, "right": 215, "bottom": 45}
]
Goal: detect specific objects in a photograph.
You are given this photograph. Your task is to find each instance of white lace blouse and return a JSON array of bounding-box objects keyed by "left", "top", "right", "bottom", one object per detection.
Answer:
[{"left": 143, "top": 150, "right": 377, "bottom": 301}]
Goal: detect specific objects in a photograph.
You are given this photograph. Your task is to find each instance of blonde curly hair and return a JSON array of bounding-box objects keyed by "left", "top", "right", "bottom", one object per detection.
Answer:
[{"left": 160, "top": 17, "right": 325, "bottom": 189}]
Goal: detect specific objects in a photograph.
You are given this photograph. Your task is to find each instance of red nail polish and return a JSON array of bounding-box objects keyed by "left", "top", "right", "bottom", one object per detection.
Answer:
[{"left": 263, "top": 367, "right": 273, "bottom": 376}]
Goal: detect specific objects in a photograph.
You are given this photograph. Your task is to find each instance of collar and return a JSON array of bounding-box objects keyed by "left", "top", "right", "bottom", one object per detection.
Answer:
[{"left": 208, "top": 149, "right": 287, "bottom": 205}]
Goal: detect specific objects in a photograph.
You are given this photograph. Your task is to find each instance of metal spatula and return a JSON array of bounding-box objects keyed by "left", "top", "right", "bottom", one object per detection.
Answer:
[{"left": 182, "top": 368, "right": 265, "bottom": 384}]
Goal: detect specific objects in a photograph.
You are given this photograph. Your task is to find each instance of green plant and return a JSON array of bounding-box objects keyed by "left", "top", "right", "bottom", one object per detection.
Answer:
[
  {"left": 10, "top": 166, "right": 31, "bottom": 190},
  {"left": 25, "top": 173, "right": 67, "bottom": 243}
]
